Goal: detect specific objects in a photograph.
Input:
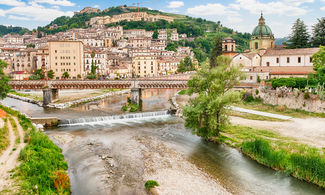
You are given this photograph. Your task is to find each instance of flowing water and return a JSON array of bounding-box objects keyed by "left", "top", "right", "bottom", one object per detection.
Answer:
[{"left": 2, "top": 89, "right": 325, "bottom": 194}]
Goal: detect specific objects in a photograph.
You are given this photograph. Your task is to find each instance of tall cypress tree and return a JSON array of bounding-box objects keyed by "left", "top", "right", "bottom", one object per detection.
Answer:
[
  {"left": 209, "top": 36, "right": 223, "bottom": 68},
  {"left": 287, "top": 18, "right": 310, "bottom": 49},
  {"left": 311, "top": 18, "right": 325, "bottom": 47}
]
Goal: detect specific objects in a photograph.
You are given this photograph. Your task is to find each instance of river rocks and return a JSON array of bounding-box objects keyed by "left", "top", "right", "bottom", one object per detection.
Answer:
[
  {"left": 7, "top": 93, "right": 42, "bottom": 106},
  {"left": 171, "top": 91, "right": 183, "bottom": 118}
]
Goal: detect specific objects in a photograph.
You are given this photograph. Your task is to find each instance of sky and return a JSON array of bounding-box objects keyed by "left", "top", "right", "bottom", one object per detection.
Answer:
[{"left": 0, "top": 0, "right": 324, "bottom": 38}]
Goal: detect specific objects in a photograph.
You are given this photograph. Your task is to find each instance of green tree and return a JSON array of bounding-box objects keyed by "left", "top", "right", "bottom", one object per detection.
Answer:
[
  {"left": 0, "top": 60, "right": 10, "bottom": 99},
  {"left": 166, "top": 41, "right": 178, "bottom": 52},
  {"left": 62, "top": 72, "right": 69, "bottom": 79},
  {"left": 287, "top": 18, "right": 310, "bottom": 49},
  {"left": 47, "top": 70, "right": 54, "bottom": 79},
  {"left": 178, "top": 56, "right": 194, "bottom": 72},
  {"left": 152, "top": 29, "right": 158, "bottom": 39},
  {"left": 29, "top": 69, "right": 44, "bottom": 80},
  {"left": 26, "top": 43, "right": 35, "bottom": 48},
  {"left": 183, "top": 56, "right": 243, "bottom": 139},
  {"left": 311, "top": 18, "right": 325, "bottom": 47},
  {"left": 209, "top": 36, "right": 223, "bottom": 68},
  {"left": 312, "top": 45, "right": 325, "bottom": 71},
  {"left": 90, "top": 51, "right": 97, "bottom": 75}
]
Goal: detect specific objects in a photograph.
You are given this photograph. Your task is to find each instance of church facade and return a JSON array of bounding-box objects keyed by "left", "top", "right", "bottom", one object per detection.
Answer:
[{"left": 230, "top": 14, "right": 319, "bottom": 83}]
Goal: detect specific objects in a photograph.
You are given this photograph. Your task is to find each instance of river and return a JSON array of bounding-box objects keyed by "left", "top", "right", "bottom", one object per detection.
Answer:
[{"left": 1, "top": 89, "right": 325, "bottom": 194}]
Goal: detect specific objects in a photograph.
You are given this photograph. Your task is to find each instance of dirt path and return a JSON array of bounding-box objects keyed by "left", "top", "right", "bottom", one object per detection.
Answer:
[
  {"left": 0, "top": 117, "right": 25, "bottom": 192},
  {"left": 231, "top": 116, "right": 325, "bottom": 148}
]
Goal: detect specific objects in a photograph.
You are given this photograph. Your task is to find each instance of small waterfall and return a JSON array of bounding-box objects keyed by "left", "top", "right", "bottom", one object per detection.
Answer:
[{"left": 59, "top": 110, "right": 171, "bottom": 127}]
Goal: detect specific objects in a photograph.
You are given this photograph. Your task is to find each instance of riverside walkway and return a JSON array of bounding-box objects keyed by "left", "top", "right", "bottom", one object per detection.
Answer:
[{"left": 231, "top": 106, "right": 293, "bottom": 120}]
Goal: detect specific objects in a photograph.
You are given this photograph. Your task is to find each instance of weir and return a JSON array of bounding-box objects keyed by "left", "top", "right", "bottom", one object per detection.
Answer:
[{"left": 59, "top": 110, "right": 170, "bottom": 127}]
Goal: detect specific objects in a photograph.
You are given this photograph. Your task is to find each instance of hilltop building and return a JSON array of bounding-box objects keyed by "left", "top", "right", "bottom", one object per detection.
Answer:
[{"left": 222, "top": 37, "right": 237, "bottom": 58}]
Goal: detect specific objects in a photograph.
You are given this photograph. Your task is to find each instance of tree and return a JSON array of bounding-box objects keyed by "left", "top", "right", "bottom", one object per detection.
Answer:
[
  {"left": 183, "top": 56, "right": 243, "bottom": 139},
  {"left": 62, "top": 72, "right": 69, "bottom": 79},
  {"left": 29, "top": 69, "right": 44, "bottom": 80},
  {"left": 178, "top": 56, "right": 194, "bottom": 72},
  {"left": 0, "top": 60, "right": 10, "bottom": 99},
  {"left": 47, "top": 70, "right": 54, "bottom": 79},
  {"left": 90, "top": 51, "right": 97, "bottom": 75},
  {"left": 152, "top": 29, "right": 158, "bottom": 39},
  {"left": 209, "top": 36, "right": 223, "bottom": 68},
  {"left": 312, "top": 45, "right": 325, "bottom": 71},
  {"left": 286, "top": 18, "right": 310, "bottom": 49},
  {"left": 26, "top": 43, "right": 35, "bottom": 48},
  {"left": 166, "top": 41, "right": 178, "bottom": 52},
  {"left": 311, "top": 18, "right": 325, "bottom": 47}
]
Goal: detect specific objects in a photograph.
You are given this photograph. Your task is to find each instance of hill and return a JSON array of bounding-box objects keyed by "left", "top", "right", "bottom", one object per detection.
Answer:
[{"left": 0, "top": 25, "right": 30, "bottom": 36}]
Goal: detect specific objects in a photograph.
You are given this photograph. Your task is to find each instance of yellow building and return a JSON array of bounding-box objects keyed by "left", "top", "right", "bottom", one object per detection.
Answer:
[
  {"left": 49, "top": 40, "right": 84, "bottom": 79},
  {"left": 132, "top": 56, "right": 158, "bottom": 77},
  {"left": 249, "top": 13, "right": 275, "bottom": 53}
]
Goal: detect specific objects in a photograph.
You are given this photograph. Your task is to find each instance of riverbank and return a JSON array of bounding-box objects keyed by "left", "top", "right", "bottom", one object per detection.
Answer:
[
  {"left": 0, "top": 105, "right": 70, "bottom": 194},
  {"left": 9, "top": 89, "right": 130, "bottom": 109},
  {"left": 175, "top": 92, "right": 325, "bottom": 189}
]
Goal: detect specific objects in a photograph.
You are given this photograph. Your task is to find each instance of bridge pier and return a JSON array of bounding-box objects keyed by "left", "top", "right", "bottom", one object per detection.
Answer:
[
  {"left": 130, "top": 88, "right": 142, "bottom": 105},
  {"left": 43, "top": 88, "right": 59, "bottom": 106}
]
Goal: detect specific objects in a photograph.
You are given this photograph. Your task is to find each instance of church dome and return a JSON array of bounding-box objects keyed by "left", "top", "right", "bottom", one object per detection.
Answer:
[{"left": 251, "top": 13, "right": 273, "bottom": 37}]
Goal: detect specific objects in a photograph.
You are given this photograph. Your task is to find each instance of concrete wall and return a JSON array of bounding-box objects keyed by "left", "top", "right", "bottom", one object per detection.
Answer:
[{"left": 253, "top": 87, "right": 325, "bottom": 113}]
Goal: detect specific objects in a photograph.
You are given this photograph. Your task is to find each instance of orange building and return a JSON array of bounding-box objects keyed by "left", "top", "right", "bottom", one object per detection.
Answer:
[{"left": 222, "top": 37, "right": 237, "bottom": 58}]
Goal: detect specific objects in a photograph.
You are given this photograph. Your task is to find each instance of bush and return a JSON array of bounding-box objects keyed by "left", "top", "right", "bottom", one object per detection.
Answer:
[
  {"left": 178, "top": 89, "right": 188, "bottom": 95},
  {"left": 304, "top": 92, "right": 310, "bottom": 100},
  {"left": 86, "top": 73, "right": 96, "bottom": 80},
  {"left": 272, "top": 78, "right": 318, "bottom": 89},
  {"left": 145, "top": 180, "right": 159, "bottom": 191}
]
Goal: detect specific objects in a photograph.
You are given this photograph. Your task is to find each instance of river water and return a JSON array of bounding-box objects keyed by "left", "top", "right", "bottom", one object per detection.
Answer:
[{"left": 1, "top": 89, "right": 325, "bottom": 195}]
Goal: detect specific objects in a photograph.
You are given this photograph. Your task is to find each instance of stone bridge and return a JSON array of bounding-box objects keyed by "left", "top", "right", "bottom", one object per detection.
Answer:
[{"left": 9, "top": 79, "right": 189, "bottom": 106}]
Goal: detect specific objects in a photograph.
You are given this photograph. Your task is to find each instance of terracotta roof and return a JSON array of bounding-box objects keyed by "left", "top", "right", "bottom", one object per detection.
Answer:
[
  {"left": 238, "top": 52, "right": 260, "bottom": 60},
  {"left": 263, "top": 48, "right": 320, "bottom": 56}
]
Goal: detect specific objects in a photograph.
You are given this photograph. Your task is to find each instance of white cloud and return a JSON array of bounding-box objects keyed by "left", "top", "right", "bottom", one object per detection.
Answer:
[
  {"left": 321, "top": 7, "right": 325, "bottom": 10},
  {"left": 235, "top": 0, "right": 311, "bottom": 16},
  {"left": 0, "top": 0, "right": 25, "bottom": 6},
  {"left": 8, "top": 15, "right": 30, "bottom": 21},
  {"left": 167, "top": 1, "right": 184, "bottom": 9},
  {"left": 31, "top": 0, "right": 75, "bottom": 7},
  {"left": 0, "top": 9, "right": 5, "bottom": 16},
  {"left": 4, "top": 3, "right": 74, "bottom": 22},
  {"left": 187, "top": 3, "right": 238, "bottom": 16},
  {"left": 93, "top": 5, "right": 99, "bottom": 8}
]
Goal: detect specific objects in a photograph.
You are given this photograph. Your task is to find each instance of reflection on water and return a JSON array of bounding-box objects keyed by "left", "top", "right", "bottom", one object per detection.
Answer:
[{"left": 1, "top": 89, "right": 180, "bottom": 119}]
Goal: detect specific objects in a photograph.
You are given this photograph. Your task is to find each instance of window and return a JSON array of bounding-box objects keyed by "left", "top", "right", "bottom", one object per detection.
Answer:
[
  {"left": 276, "top": 58, "right": 279, "bottom": 63},
  {"left": 250, "top": 76, "right": 253, "bottom": 80},
  {"left": 310, "top": 57, "right": 313, "bottom": 63},
  {"left": 298, "top": 57, "right": 301, "bottom": 63},
  {"left": 231, "top": 45, "right": 234, "bottom": 51},
  {"left": 266, "top": 62, "right": 270, "bottom": 67},
  {"left": 255, "top": 42, "right": 258, "bottom": 49},
  {"left": 225, "top": 45, "right": 228, "bottom": 51},
  {"left": 55, "top": 50, "right": 57, "bottom": 53},
  {"left": 287, "top": 57, "right": 290, "bottom": 63}
]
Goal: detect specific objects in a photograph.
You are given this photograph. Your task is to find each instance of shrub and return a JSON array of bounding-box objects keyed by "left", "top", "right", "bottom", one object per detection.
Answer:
[
  {"left": 271, "top": 78, "right": 318, "bottom": 89},
  {"left": 304, "top": 92, "right": 310, "bottom": 100},
  {"left": 255, "top": 89, "right": 259, "bottom": 95},
  {"left": 145, "top": 180, "right": 159, "bottom": 191},
  {"left": 178, "top": 89, "right": 188, "bottom": 95}
]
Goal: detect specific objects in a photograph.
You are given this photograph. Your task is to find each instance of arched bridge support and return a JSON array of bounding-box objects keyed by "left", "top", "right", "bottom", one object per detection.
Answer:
[{"left": 43, "top": 88, "right": 59, "bottom": 106}]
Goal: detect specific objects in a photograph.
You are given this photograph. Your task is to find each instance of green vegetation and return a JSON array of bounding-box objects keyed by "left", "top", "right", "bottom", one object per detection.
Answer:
[
  {"left": 0, "top": 59, "right": 11, "bottom": 99},
  {"left": 0, "top": 105, "right": 70, "bottom": 194},
  {"left": 62, "top": 72, "right": 70, "bottom": 79},
  {"left": 47, "top": 70, "right": 55, "bottom": 79},
  {"left": 0, "top": 118, "right": 9, "bottom": 154},
  {"left": 286, "top": 18, "right": 310, "bottom": 49},
  {"left": 312, "top": 45, "right": 325, "bottom": 71},
  {"left": 311, "top": 18, "right": 325, "bottom": 47},
  {"left": 271, "top": 77, "right": 318, "bottom": 89},
  {"left": 177, "top": 56, "right": 194, "bottom": 72},
  {"left": 29, "top": 69, "right": 45, "bottom": 80},
  {"left": 178, "top": 89, "right": 189, "bottom": 95},
  {"left": 144, "top": 180, "right": 159, "bottom": 191},
  {"left": 0, "top": 25, "right": 30, "bottom": 36},
  {"left": 122, "top": 97, "right": 141, "bottom": 112},
  {"left": 26, "top": 43, "right": 35, "bottom": 48},
  {"left": 209, "top": 36, "right": 223, "bottom": 68},
  {"left": 183, "top": 56, "right": 243, "bottom": 139}
]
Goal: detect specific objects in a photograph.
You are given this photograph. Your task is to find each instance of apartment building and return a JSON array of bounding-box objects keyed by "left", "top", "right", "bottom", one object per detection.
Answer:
[
  {"left": 11, "top": 48, "right": 37, "bottom": 73},
  {"left": 48, "top": 40, "right": 84, "bottom": 79},
  {"left": 132, "top": 55, "right": 158, "bottom": 77},
  {"left": 84, "top": 50, "right": 107, "bottom": 75}
]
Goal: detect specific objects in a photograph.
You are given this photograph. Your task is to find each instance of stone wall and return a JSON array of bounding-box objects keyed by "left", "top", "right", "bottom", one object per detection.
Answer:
[{"left": 253, "top": 86, "right": 325, "bottom": 113}]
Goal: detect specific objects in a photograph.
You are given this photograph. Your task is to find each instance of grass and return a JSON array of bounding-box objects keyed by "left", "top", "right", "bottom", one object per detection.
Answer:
[
  {"left": 145, "top": 180, "right": 159, "bottom": 191},
  {"left": 178, "top": 89, "right": 189, "bottom": 95},
  {"left": 0, "top": 118, "right": 9, "bottom": 154},
  {"left": 0, "top": 105, "right": 71, "bottom": 194},
  {"left": 9, "top": 117, "right": 20, "bottom": 145},
  {"left": 215, "top": 124, "right": 325, "bottom": 188},
  {"left": 229, "top": 111, "right": 287, "bottom": 122},
  {"left": 9, "top": 91, "right": 43, "bottom": 101},
  {"left": 235, "top": 98, "right": 325, "bottom": 119}
]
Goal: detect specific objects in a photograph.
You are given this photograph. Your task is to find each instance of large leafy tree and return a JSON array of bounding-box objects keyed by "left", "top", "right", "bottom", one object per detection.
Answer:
[
  {"left": 312, "top": 46, "right": 325, "bottom": 71},
  {"left": 209, "top": 36, "right": 223, "bottom": 68},
  {"left": 177, "top": 56, "right": 194, "bottom": 72},
  {"left": 311, "top": 18, "right": 325, "bottom": 47},
  {"left": 47, "top": 70, "right": 55, "bottom": 79},
  {"left": 287, "top": 18, "right": 310, "bottom": 49},
  {"left": 0, "top": 60, "right": 11, "bottom": 99},
  {"left": 183, "top": 56, "right": 244, "bottom": 139}
]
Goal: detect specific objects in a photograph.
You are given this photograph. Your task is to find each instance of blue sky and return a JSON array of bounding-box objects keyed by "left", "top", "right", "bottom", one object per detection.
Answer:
[{"left": 0, "top": 0, "right": 324, "bottom": 37}]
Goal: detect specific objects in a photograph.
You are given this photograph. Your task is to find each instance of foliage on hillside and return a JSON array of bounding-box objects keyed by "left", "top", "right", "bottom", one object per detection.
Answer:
[{"left": 0, "top": 25, "right": 30, "bottom": 36}]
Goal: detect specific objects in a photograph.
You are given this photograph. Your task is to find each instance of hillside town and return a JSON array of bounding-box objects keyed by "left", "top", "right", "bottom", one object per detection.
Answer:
[{"left": 0, "top": 7, "right": 320, "bottom": 83}]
